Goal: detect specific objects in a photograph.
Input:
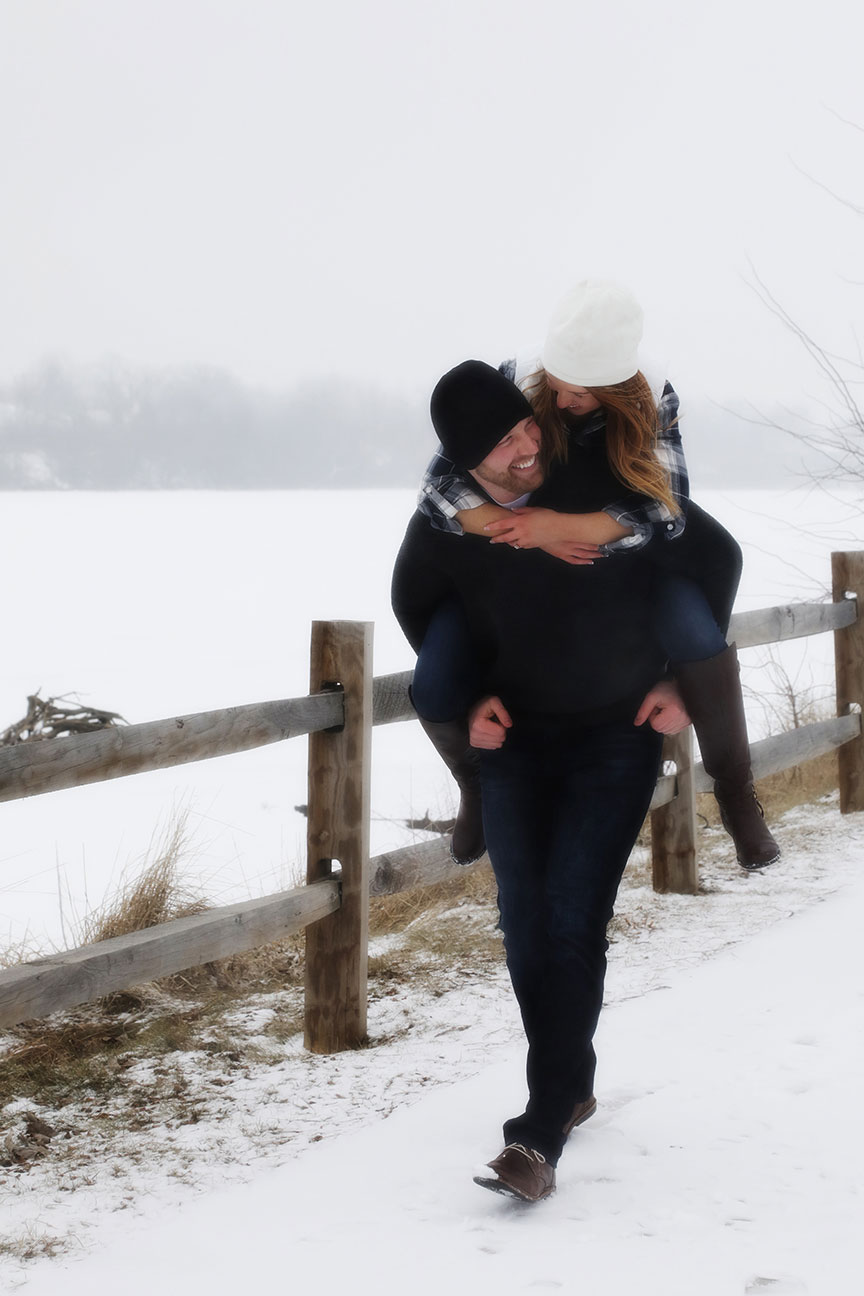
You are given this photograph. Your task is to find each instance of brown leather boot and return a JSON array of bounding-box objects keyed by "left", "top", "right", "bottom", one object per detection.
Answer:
[
  {"left": 563, "top": 1094, "right": 597, "bottom": 1136},
  {"left": 675, "top": 644, "right": 781, "bottom": 871},
  {"left": 474, "top": 1144, "right": 556, "bottom": 1202},
  {"left": 417, "top": 717, "right": 486, "bottom": 865}
]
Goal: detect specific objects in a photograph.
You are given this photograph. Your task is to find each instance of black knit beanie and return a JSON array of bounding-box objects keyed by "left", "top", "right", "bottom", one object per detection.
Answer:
[{"left": 430, "top": 360, "right": 534, "bottom": 469}]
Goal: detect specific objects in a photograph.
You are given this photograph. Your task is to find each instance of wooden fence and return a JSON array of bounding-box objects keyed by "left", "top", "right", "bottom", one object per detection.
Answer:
[{"left": 0, "top": 552, "right": 861, "bottom": 1049}]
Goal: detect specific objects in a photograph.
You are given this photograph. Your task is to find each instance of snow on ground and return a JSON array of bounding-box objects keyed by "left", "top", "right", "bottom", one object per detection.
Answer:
[{"left": 3, "top": 792, "right": 863, "bottom": 1296}]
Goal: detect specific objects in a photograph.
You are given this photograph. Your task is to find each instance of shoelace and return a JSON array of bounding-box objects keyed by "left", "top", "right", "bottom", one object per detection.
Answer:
[{"left": 503, "top": 1143, "right": 546, "bottom": 1165}]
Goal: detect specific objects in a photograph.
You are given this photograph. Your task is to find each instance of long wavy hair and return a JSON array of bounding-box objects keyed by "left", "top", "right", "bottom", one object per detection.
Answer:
[{"left": 522, "top": 368, "right": 677, "bottom": 514}]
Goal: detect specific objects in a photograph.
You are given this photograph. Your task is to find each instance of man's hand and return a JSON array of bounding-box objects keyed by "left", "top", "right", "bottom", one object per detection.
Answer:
[
  {"left": 468, "top": 695, "right": 513, "bottom": 749},
  {"left": 633, "top": 680, "right": 691, "bottom": 735}
]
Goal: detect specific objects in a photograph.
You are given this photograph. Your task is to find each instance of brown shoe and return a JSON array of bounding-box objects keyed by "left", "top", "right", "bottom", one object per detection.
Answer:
[
  {"left": 563, "top": 1094, "right": 597, "bottom": 1136},
  {"left": 473, "top": 1144, "right": 555, "bottom": 1202}
]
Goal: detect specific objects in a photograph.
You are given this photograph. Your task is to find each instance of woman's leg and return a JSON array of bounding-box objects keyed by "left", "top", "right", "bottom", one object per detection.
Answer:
[
  {"left": 651, "top": 571, "right": 781, "bottom": 871},
  {"left": 411, "top": 600, "right": 486, "bottom": 865},
  {"left": 651, "top": 573, "right": 727, "bottom": 664},
  {"left": 648, "top": 501, "right": 742, "bottom": 635},
  {"left": 411, "top": 598, "right": 478, "bottom": 722},
  {"left": 675, "top": 644, "right": 780, "bottom": 869}
]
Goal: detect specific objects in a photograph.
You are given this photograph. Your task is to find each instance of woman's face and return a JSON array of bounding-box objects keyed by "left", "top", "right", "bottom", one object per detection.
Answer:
[{"left": 545, "top": 374, "right": 602, "bottom": 416}]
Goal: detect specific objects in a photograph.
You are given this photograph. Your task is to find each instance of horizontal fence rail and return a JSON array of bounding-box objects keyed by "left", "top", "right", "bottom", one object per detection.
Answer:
[
  {"left": 0, "top": 879, "right": 341, "bottom": 1027},
  {"left": 728, "top": 597, "right": 856, "bottom": 648},
  {"left": 693, "top": 712, "right": 861, "bottom": 794},
  {"left": 0, "top": 674, "right": 414, "bottom": 805},
  {"left": 0, "top": 562, "right": 861, "bottom": 1037},
  {"left": 0, "top": 692, "right": 343, "bottom": 804}
]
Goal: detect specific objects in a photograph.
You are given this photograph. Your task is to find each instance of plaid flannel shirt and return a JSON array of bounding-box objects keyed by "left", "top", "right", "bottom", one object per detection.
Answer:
[{"left": 418, "top": 366, "right": 688, "bottom": 553}]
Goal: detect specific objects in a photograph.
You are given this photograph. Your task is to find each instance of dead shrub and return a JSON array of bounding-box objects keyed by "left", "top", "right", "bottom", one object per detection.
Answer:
[
  {"left": 81, "top": 811, "right": 206, "bottom": 945},
  {"left": 369, "top": 863, "right": 497, "bottom": 938}
]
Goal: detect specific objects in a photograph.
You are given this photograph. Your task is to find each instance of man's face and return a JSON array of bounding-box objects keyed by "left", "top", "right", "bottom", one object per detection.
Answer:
[{"left": 470, "top": 417, "right": 544, "bottom": 502}]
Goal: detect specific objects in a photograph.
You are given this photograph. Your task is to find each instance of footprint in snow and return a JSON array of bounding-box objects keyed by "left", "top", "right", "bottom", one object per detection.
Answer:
[{"left": 745, "top": 1277, "right": 808, "bottom": 1294}]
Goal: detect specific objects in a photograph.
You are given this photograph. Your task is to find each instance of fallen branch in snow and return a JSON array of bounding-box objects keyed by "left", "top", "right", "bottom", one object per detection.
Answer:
[{"left": 0, "top": 692, "right": 126, "bottom": 746}]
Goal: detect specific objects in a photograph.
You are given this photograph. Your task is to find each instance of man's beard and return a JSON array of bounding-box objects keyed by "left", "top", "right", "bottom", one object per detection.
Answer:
[{"left": 472, "top": 459, "right": 545, "bottom": 498}]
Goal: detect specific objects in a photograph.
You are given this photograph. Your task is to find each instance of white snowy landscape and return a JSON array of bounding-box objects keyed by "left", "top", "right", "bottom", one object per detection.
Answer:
[
  {"left": 0, "top": 485, "right": 860, "bottom": 952},
  {"left": 1, "top": 485, "right": 862, "bottom": 1295},
  {"left": 4, "top": 0, "right": 864, "bottom": 1291}
]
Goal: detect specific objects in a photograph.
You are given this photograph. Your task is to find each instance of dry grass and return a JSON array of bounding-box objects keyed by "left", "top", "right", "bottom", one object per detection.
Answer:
[
  {"left": 0, "top": 1224, "right": 69, "bottom": 1263},
  {"left": 756, "top": 749, "right": 839, "bottom": 817},
  {"left": 81, "top": 813, "right": 207, "bottom": 945},
  {"left": 0, "top": 869, "right": 503, "bottom": 1118},
  {"left": 79, "top": 809, "right": 307, "bottom": 998},
  {"left": 366, "top": 863, "right": 502, "bottom": 988},
  {"left": 0, "top": 936, "right": 44, "bottom": 972},
  {"left": 369, "top": 864, "right": 497, "bottom": 938},
  {"left": 0, "top": 811, "right": 310, "bottom": 1115}
]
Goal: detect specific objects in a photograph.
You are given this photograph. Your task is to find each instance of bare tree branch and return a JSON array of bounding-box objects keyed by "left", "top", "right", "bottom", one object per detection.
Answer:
[
  {"left": 788, "top": 156, "right": 864, "bottom": 217},
  {"left": 744, "top": 246, "right": 864, "bottom": 493}
]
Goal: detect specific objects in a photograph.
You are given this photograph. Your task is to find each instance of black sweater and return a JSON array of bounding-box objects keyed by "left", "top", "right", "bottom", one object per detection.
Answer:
[{"left": 391, "top": 510, "right": 666, "bottom": 720}]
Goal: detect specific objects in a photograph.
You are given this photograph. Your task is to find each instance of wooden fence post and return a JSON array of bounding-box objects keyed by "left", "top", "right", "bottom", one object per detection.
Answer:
[
  {"left": 832, "top": 551, "right": 864, "bottom": 814},
  {"left": 650, "top": 727, "right": 698, "bottom": 894},
  {"left": 304, "top": 621, "right": 373, "bottom": 1052}
]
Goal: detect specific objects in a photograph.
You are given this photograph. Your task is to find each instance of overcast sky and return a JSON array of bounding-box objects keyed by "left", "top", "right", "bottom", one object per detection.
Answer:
[{"left": 3, "top": 0, "right": 864, "bottom": 410}]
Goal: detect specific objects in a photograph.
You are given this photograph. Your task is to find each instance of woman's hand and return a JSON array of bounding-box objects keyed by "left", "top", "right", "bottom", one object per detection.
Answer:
[
  {"left": 484, "top": 507, "right": 630, "bottom": 564},
  {"left": 484, "top": 507, "right": 603, "bottom": 566},
  {"left": 483, "top": 507, "right": 573, "bottom": 549},
  {"left": 536, "top": 542, "right": 603, "bottom": 566}
]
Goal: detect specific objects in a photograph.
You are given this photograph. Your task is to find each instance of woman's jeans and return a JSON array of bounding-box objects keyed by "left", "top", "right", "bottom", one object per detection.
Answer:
[
  {"left": 410, "top": 598, "right": 480, "bottom": 722},
  {"left": 652, "top": 573, "right": 727, "bottom": 663},
  {"left": 479, "top": 714, "right": 664, "bottom": 1165},
  {"left": 649, "top": 501, "right": 742, "bottom": 638}
]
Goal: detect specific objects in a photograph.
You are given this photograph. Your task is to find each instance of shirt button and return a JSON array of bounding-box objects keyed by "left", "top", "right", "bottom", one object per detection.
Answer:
[{"left": 666, "top": 522, "right": 674, "bottom": 531}]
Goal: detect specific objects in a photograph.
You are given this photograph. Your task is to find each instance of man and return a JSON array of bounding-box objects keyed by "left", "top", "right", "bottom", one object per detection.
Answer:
[{"left": 391, "top": 360, "right": 688, "bottom": 1202}]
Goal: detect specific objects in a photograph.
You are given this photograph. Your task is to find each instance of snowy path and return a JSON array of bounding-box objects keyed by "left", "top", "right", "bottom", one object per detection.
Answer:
[{"left": 14, "top": 874, "right": 863, "bottom": 1296}]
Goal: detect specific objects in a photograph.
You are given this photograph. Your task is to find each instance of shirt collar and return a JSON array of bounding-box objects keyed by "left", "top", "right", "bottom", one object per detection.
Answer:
[{"left": 566, "top": 409, "right": 606, "bottom": 446}]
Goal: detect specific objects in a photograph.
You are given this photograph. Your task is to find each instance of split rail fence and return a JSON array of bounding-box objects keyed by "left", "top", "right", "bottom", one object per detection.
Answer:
[{"left": 0, "top": 551, "right": 861, "bottom": 1050}]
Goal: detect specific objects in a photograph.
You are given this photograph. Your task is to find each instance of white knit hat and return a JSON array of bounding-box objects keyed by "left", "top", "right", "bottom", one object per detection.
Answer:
[{"left": 542, "top": 279, "right": 644, "bottom": 387}]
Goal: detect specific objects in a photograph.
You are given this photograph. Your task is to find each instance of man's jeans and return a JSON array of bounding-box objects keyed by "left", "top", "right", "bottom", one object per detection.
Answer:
[{"left": 479, "top": 713, "right": 663, "bottom": 1165}]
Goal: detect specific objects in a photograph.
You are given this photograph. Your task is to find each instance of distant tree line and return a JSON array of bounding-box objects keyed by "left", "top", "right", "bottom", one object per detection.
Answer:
[
  {"left": 0, "top": 359, "right": 431, "bottom": 489},
  {"left": 0, "top": 357, "right": 814, "bottom": 490}
]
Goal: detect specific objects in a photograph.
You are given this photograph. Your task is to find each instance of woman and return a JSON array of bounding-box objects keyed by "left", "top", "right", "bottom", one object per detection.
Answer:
[{"left": 412, "top": 280, "right": 780, "bottom": 872}]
